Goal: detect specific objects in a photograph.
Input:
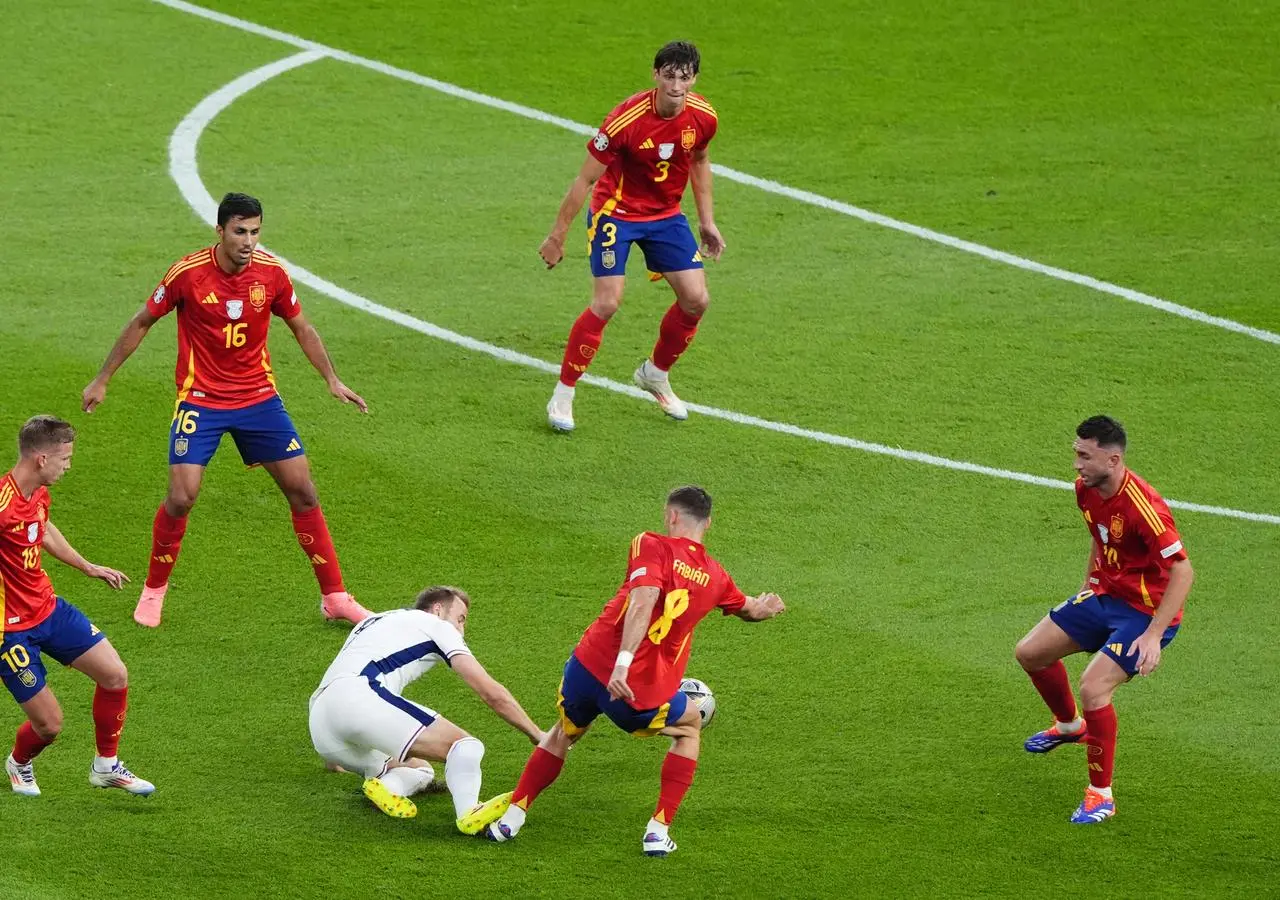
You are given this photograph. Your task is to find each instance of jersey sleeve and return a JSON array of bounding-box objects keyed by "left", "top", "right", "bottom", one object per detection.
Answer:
[
  {"left": 717, "top": 570, "right": 747, "bottom": 615},
  {"left": 624, "top": 533, "right": 667, "bottom": 590},
  {"left": 271, "top": 266, "right": 302, "bottom": 320},
  {"left": 587, "top": 110, "right": 624, "bottom": 166},
  {"left": 1127, "top": 493, "right": 1186, "bottom": 569},
  {"left": 146, "top": 265, "right": 186, "bottom": 318},
  {"left": 0, "top": 479, "right": 17, "bottom": 528},
  {"left": 428, "top": 618, "right": 473, "bottom": 665}
]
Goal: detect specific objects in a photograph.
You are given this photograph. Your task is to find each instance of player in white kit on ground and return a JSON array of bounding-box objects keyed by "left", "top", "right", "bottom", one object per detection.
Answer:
[{"left": 309, "top": 585, "right": 546, "bottom": 833}]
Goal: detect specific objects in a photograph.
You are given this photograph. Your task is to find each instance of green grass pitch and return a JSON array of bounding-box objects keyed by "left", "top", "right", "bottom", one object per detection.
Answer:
[{"left": 1, "top": 1, "right": 1277, "bottom": 896}]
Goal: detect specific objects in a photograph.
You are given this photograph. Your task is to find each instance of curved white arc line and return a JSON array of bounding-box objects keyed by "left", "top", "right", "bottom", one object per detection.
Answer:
[
  {"left": 166, "top": 58, "right": 1280, "bottom": 527},
  {"left": 152, "top": 0, "right": 1280, "bottom": 348}
]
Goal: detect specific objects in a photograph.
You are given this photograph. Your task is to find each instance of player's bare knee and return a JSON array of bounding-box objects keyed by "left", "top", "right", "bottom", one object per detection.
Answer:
[
  {"left": 32, "top": 711, "right": 63, "bottom": 740},
  {"left": 286, "top": 483, "right": 320, "bottom": 512},
  {"left": 165, "top": 493, "right": 196, "bottom": 517},
  {"left": 589, "top": 296, "right": 621, "bottom": 320},
  {"left": 98, "top": 662, "right": 128, "bottom": 690},
  {"left": 678, "top": 289, "right": 710, "bottom": 316}
]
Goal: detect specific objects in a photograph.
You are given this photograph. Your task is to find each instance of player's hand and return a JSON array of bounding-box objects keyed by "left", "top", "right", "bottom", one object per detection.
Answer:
[
  {"left": 759, "top": 592, "right": 786, "bottom": 618},
  {"left": 82, "top": 378, "right": 108, "bottom": 414},
  {"left": 328, "top": 379, "right": 369, "bottom": 413},
  {"left": 84, "top": 563, "right": 130, "bottom": 590},
  {"left": 698, "top": 222, "right": 726, "bottom": 261},
  {"left": 539, "top": 234, "right": 565, "bottom": 269},
  {"left": 606, "top": 665, "right": 635, "bottom": 703},
  {"left": 1128, "top": 632, "right": 1163, "bottom": 676}
]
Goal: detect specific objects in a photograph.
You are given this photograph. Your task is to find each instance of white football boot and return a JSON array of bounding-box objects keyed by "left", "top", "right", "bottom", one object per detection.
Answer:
[
  {"left": 89, "top": 760, "right": 155, "bottom": 796},
  {"left": 633, "top": 360, "right": 688, "bottom": 421},
  {"left": 7, "top": 754, "right": 40, "bottom": 797},
  {"left": 547, "top": 383, "right": 575, "bottom": 432}
]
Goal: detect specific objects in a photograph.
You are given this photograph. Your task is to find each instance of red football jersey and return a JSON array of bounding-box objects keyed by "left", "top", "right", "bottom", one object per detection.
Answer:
[
  {"left": 587, "top": 89, "right": 719, "bottom": 222},
  {"left": 147, "top": 247, "right": 302, "bottom": 410},
  {"left": 574, "top": 531, "right": 746, "bottom": 710},
  {"left": 1077, "top": 470, "right": 1188, "bottom": 623},
  {"left": 0, "top": 472, "right": 56, "bottom": 632}
]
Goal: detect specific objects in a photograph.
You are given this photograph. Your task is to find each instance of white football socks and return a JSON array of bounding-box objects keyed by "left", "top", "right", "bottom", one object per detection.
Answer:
[
  {"left": 1056, "top": 718, "right": 1084, "bottom": 734},
  {"left": 445, "top": 737, "right": 485, "bottom": 819},
  {"left": 645, "top": 817, "right": 669, "bottom": 839},
  {"left": 93, "top": 755, "right": 117, "bottom": 772},
  {"left": 380, "top": 765, "right": 433, "bottom": 797},
  {"left": 498, "top": 802, "right": 527, "bottom": 835}
]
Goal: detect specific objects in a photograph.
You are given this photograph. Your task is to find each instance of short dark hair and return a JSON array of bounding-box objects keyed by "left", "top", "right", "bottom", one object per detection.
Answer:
[
  {"left": 18, "top": 415, "right": 75, "bottom": 456},
  {"left": 1077, "top": 415, "right": 1127, "bottom": 450},
  {"left": 654, "top": 41, "right": 700, "bottom": 77},
  {"left": 667, "top": 485, "right": 712, "bottom": 521},
  {"left": 217, "top": 192, "right": 263, "bottom": 227},
  {"left": 414, "top": 585, "right": 471, "bottom": 613}
]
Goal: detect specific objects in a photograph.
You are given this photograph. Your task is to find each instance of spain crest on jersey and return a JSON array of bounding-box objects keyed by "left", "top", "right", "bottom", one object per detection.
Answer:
[
  {"left": 174, "top": 437, "right": 189, "bottom": 457},
  {"left": 226, "top": 300, "right": 244, "bottom": 320},
  {"left": 1109, "top": 514, "right": 1125, "bottom": 541},
  {"left": 681, "top": 126, "right": 696, "bottom": 151},
  {"left": 249, "top": 282, "right": 268, "bottom": 309}
]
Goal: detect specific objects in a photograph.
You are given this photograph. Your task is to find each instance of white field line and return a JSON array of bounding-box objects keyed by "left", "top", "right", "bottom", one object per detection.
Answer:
[
  {"left": 150, "top": 0, "right": 1280, "bottom": 347},
  {"left": 165, "top": 51, "right": 1280, "bottom": 526}
]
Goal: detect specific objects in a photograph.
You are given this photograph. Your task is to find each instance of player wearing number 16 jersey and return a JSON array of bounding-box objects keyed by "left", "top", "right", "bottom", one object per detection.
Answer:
[
  {"left": 540, "top": 41, "right": 723, "bottom": 433},
  {"left": 82, "top": 193, "right": 371, "bottom": 628},
  {"left": 1015, "top": 416, "right": 1194, "bottom": 824},
  {"left": 484, "top": 486, "right": 785, "bottom": 856}
]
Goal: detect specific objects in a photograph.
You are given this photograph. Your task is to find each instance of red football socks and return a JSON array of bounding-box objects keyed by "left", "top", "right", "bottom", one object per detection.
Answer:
[
  {"left": 559, "top": 308, "right": 609, "bottom": 387},
  {"left": 650, "top": 303, "right": 701, "bottom": 372},
  {"left": 653, "top": 752, "right": 698, "bottom": 825},
  {"left": 1084, "top": 704, "right": 1118, "bottom": 788},
  {"left": 291, "top": 506, "right": 346, "bottom": 594},
  {"left": 93, "top": 686, "right": 128, "bottom": 757},
  {"left": 12, "top": 721, "right": 55, "bottom": 765},
  {"left": 511, "top": 747, "right": 565, "bottom": 811},
  {"left": 1028, "top": 660, "right": 1078, "bottom": 723},
  {"left": 145, "top": 505, "right": 188, "bottom": 588}
]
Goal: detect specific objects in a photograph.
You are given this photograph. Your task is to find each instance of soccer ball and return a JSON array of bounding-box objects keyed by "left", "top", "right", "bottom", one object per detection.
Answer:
[{"left": 680, "top": 677, "right": 716, "bottom": 728}]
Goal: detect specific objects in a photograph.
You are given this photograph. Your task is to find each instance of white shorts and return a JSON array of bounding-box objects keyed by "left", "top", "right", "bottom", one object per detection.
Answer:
[{"left": 308, "top": 676, "right": 439, "bottom": 779}]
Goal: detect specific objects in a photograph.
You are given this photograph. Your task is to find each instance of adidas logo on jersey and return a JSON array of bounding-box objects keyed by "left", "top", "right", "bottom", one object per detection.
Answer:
[
  {"left": 201, "top": 292, "right": 219, "bottom": 304},
  {"left": 639, "top": 138, "right": 655, "bottom": 149}
]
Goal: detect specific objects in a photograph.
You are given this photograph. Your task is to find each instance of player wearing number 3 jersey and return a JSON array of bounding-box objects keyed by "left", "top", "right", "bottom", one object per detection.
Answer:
[
  {"left": 483, "top": 486, "right": 785, "bottom": 856},
  {"left": 541, "top": 41, "right": 723, "bottom": 432},
  {"left": 82, "top": 193, "right": 371, "bottom": 628}
]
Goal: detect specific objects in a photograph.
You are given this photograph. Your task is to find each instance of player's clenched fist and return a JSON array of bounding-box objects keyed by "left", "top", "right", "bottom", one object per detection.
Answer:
[
  {"left": 757, "top": 592, "right": 785, "bottom": 618},
  {"left": 82, "top": 377, "right": 108, "bottom": 413},
  {"left": 606, "top": 665, "right": 635, "bottom": 703},
  {"left": 539, "top": 235, "right": 566, "bottom": 269}
]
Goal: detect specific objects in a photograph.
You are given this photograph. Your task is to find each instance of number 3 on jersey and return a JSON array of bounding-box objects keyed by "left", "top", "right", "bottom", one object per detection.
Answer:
[
  {"left": 647, "top": 588, "right": 689, "bottom": 644},
  {"left": 653, "top": 161, "right": 670, "bottom": 183}
]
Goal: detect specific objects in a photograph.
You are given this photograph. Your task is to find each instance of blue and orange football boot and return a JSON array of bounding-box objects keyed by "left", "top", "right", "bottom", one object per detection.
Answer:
[
  {"left": 1024, "top": 722, "right": 1088, "bottom": 753},
  {"left": 1070, "top": 787, "right": 1115, "bottom": 824}
]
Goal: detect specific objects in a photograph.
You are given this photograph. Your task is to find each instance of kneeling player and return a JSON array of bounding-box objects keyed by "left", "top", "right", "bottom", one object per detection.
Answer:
[
  {"left": 483, "top": 486, "right": 785, "bottom": 856},
  {"left": 308, "top": 586, "right": 546, "bottom": 832},
  {"left": 3, "top": 416, "right": 153, "bottom": 797}
]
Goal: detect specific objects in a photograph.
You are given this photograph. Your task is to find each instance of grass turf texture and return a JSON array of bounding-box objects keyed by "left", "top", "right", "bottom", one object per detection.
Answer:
[{"left": 1, "top": 1, "right": 1277, "bottom": 896}]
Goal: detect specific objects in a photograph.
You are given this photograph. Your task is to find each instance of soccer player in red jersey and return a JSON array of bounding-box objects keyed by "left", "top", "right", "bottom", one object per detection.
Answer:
[
  {"left": 539, "top": 41, "right": 723, "bottom": 432},
  {"left": 82, "top": 193, "right": 371, "bottom": 628},
  {"left": 2, "top": 416, "right": 154, "bottom": 797},
  {"left": 1015, "top": 416, "right": 1194, "bottom": 824},
  {"left": 483, "top": 486, "right": 785, "bottom": 855}
]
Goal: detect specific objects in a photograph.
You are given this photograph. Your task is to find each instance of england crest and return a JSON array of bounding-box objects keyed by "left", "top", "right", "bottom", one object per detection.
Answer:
[
  {"left": 226, "top": 300, "right": 244, "bottom": 320},
  {"left": 658, "top": 142, "right": 675, "bottom": 160}
]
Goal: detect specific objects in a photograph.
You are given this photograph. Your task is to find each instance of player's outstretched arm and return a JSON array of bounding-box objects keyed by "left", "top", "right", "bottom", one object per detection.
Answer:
[
  {"left": 283, "top": 311, "right": 369, "bottom": 413},
  {"left": 607, "top": 586, "right": 662, "bottom": 703},
  {"left": 689, "top": 147, "right": 725, "bottom": 261},
  {"left": 451, "top": 654, "right": 547, "bottom": 745},
  {"left": 734, "top": 592, "right": 785, "bottom": 622},
  {"left": 539, "top": 155, "right": 609, "bottom": 269},
  {"left": 83, "top": 306, "right": 161, "bottom": 413},
  {"left": 41, "top": 521, "right": 129, "bottom": 589}
]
